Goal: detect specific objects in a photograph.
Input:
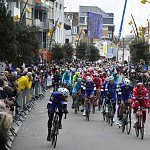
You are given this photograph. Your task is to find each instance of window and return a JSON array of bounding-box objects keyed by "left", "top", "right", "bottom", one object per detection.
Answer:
[
  {"left": 80, "top": 17, "right": 85, "bottom": 24},
  {"left": 65, "top": 39, "right": 69, "bottom": 44},
  {"left": 103, "top": 18, "right": 114, "bottom": 24}
]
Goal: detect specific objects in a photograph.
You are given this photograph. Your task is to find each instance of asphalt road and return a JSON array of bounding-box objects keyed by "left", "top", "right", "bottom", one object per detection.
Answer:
[{"left": 11, "top": 89, "right": 150, "bottom": 150}]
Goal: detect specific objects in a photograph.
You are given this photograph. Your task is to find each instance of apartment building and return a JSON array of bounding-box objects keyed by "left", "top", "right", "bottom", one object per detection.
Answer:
[{"left": 6, "top": 0, "right": 65, "bottom": 50}]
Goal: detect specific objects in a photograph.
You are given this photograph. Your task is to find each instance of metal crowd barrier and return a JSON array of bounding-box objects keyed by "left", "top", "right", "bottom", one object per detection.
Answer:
[
  {"left": 6, "top": 75, "right": 53, "bottom": 149},
  {"left": 6, "top": 79, "right": 50, "bottom": 149}
]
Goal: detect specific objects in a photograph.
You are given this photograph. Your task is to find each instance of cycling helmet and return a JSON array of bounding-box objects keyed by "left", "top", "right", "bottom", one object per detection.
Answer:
[
  {"left": 75, "top": 72, "right": 80, "bottom": 76},
  {"left": 56, "top": 70, "right": 59, "bottom": 73},
  {"left": 94, "top": 73, "right": 99, "bottom": 77},
  {"left": 58, "top": 88, "right": 69, "bottom": 97},
  {"left": 137, "top": 82, "right": 144, "bottom": 88},
  {"left": 109, "top": 76, "right": 114, "bottom": 81},
  {"left": 62, "top": 88, "right": 69, "bottom": 97},
  {"left": 105, "top": 77, "right": 110, "bottom": 82},
  {"left": 72, "top": 68, "right": 76, "bottom": 73},
  {"left": 65, "top": 70, "right": 69, "bottom": 74},
  {"left": 124, "top": 79, "right": 130, "bottom": 86},
  {"left": 77, "top": 78, "right": 82, "bottom": 83},
  {"left": 86, "top": 76, "right": 92, "bottom": 82}
]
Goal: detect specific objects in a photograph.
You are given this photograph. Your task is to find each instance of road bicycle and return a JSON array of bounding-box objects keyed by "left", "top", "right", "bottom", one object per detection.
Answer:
[
  {"left": 50, "top": 108, "right": 67, "bottom": 148},
  {"left": 121, "top": 102, "right": 132, "bottom": 134},
  {"left": 134, "top": 106, "right": 146, "bottom": 140}
]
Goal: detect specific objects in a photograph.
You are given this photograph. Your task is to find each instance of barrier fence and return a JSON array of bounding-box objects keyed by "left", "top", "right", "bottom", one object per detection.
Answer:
[{"left": 5, "top": 75, "right": 53, "bottom": 150}]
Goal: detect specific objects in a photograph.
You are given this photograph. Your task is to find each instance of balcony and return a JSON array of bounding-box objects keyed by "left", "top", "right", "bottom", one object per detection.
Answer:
[
  {"left": 35, "top": 0, "right": 50, "bottom": 11},
  {"left": 33, "top": 19, "right": 53, "bottom": 30},
  {"left": 33, "top": 19, "right": 42, "bottom": 28}
]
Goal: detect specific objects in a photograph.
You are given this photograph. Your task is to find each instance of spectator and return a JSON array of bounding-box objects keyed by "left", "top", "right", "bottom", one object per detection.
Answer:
[{"left": 17, "top": 72, "right": 32, "bottom": 92}]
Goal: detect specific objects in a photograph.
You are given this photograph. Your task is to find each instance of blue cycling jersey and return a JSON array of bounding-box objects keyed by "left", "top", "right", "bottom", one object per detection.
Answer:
[
  {"left": 47, "top": 92, "right": 67, "bottom": 112},
  {"left": 62, "top": 73, "right": 71, "bottom": 84},
  {"left": 119, "top": 84, "right": 133, "bottom": 102},
  {"left": 105, "top": 82, "right": 118, "bottom": 102},
  {"left": 72, "top": 82, "right": 82, "bottom": 95}
]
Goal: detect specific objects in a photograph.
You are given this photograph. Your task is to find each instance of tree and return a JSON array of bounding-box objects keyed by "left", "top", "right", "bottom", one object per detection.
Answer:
[
  {"left": 86, "top": 45, "right": 100, "bottom": 62},
  {"left": 51, "top": 44, "right": 64, "bottom": 61},
  {"left": 62, "top": 43, "right": 74, "bottom": 62},
  {"left": 16, "top": 24, "right": 39, "bottom": 66},
  {"left": 76, "top": 42, "right": 87, "bottom": 60},
  {"left": 0, "top": 1, "right": 17, "bottom": 64},
  {"left": 129, "top": 39, "right": 150, "bottom": 64}
]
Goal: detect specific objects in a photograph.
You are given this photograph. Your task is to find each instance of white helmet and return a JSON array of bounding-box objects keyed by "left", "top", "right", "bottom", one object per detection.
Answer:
[
  {"left": 124, "top": 79, "right": 130, "bottom": 86},
  {"left": 109, "top": 76, "right": 114, "bottom": 81},
  {"left": 123, "top": 78, "right": 128, "bottom": 83},
  {"left": 105, "top": 77, "right": 110, "bottom": 82},
  {"left": 58, "top": 88, "right": 69, "bottom": 97},
  {"left": 86, "top": 76, "right": 92, "bottom": 82}
]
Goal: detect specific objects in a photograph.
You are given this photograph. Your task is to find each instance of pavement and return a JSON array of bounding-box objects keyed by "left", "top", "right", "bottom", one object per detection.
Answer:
[{"left": 11, "top": 89, "right": 150, "bottom": 150}]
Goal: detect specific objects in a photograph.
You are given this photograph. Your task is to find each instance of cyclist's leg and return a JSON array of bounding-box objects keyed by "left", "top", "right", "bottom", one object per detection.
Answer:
[
  {"left": 139, "top": 100, "right": 147, "bottom": 123},
  {"left": 83, "top": 92, "right": 88, "bottom": 115},
  {"left": 132, "top": 100, "right": 139, "bottom": 125},
  {"left": 47, "top": 104, "right": 55, "bottom": 141},
  {"left": 72, "top": 93, "right": 77, "bottom": 109}
]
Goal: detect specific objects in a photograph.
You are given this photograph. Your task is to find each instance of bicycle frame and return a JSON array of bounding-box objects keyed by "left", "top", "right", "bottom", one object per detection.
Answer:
[{"left": 135, "top": 106, "right": 146, "bottom": 140}]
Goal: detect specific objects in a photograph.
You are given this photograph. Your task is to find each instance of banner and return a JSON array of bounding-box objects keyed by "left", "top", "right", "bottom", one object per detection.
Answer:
[{"left": 103, "top": 41, "right": 107, "bottom": 56}]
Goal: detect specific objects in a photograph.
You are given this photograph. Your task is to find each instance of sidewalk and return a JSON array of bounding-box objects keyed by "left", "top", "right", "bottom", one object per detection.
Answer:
[{"left": 11, "top": 90, "right": 51, "bottom": 150}]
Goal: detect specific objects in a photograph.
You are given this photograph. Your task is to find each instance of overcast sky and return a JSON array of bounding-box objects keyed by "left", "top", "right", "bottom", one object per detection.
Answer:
[{"left": 64, "top": 0, "right": 150, "bottom": 37}]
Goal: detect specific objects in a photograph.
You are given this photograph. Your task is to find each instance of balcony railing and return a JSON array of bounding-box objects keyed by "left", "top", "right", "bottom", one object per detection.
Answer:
[
  {"left": 33, "top": 19, "right": 53, "bottom": 29},
  {"left": 35, "top": 0, "right": 50, "bottom": 10}
]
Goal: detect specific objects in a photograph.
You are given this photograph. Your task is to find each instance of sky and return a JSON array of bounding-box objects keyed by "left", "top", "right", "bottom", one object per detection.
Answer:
[{"left": 64, "top": 0, "right": 150, "bottom": 37}]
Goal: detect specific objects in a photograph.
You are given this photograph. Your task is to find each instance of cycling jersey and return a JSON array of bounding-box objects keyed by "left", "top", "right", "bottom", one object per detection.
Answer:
[
  {"left": 47, "top": 92, "right": 67, "bottom": 112},
  {"left": 118, "top": 84, "right": 133, "bottom": 102},
  {"left": 72, "top": 82, "right": 82, "bottom": 95},
  {"left": 62, "top": 73, "right": 72, "bottom": 85},
  {"left": 93, "top": 78, "right": 102, "bottom": 89},
  {"left": 105, "top": 82, "right": 118, "bottom": 102},
  {"left": 84, "top": 81, "right": 95, "bottom": 97}
]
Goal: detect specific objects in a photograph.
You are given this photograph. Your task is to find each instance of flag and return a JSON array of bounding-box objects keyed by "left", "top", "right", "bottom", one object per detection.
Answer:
[{"left": 103, "top": 41, "right": 107, "bottom": 56}]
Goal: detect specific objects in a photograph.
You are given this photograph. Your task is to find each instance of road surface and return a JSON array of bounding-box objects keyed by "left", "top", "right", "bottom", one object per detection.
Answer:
[{"left": 11, "top": 89, "right": 150, "bottom": 150}]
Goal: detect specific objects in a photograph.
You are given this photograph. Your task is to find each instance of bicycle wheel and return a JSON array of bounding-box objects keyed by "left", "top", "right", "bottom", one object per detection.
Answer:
[
  {"left": 103, "top": 104, "right": 106, "bottom": 121},
  {"left": 110, "top": 106, "right": 114, "bottom": 126},
  {"left": 74, "top": 100, "right": 77, "bottom": 114},
  {"left": 53, "top": 131, "right": 58, "bottom": 148},
  {"left": 92, "top": 104, "right": 95, "bottom": 114},
  {"left": 86, "top": 109, "right": 89, "bottom": 121},
  {"left": 126, "top": 112, "right": 131, "bottom": 134},
  {"left": 135, "top": 123, "right": 139, "bottom": 137},
  {"left": 107, "top": 107, "right": 111, "bottom": 125},
  {"left": 140, "top": 115, "right": 144, "bottom": 140},
  {"left": 122, "top": 119, "right": 125, "bottom": 132}
]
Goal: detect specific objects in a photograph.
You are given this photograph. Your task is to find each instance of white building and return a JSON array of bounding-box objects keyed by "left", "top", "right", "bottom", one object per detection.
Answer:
[{"left": 54, "top": 0, "right": 64, "bottom": 45}]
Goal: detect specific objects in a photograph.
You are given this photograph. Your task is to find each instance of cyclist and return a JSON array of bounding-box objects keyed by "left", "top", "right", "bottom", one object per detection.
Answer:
[
  {"left": 117, "top": 79, "right": 133, "bottom": 126},
  {"left": 132, "top": 82, "right": 150, "bottom": 127},
  {"left": 72, "top": 78, "right": 82, "bottom": 109},
  {"left": 47, "top": 88, "right": 69, "bottom": 141},
  {"left": 83, "top": 76, "right": 95, "bottom": 116},
  {"left": 62, "top": 70, "right": 72, "bottom": 88},
  {"left": 93, "top": 73, "right": 102, "bottom": 105},
  {"left": 52, "top": 70, "right": 61, "bottom": 91},
  {"left": 72, "top": 72, "right": 81, "bottom": 85},
  {"left": 100, "top": 77, "right": 110, "bottom": 112},
  {"left": 105, "top": 76, "right": 118, "bottom": 122}
]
